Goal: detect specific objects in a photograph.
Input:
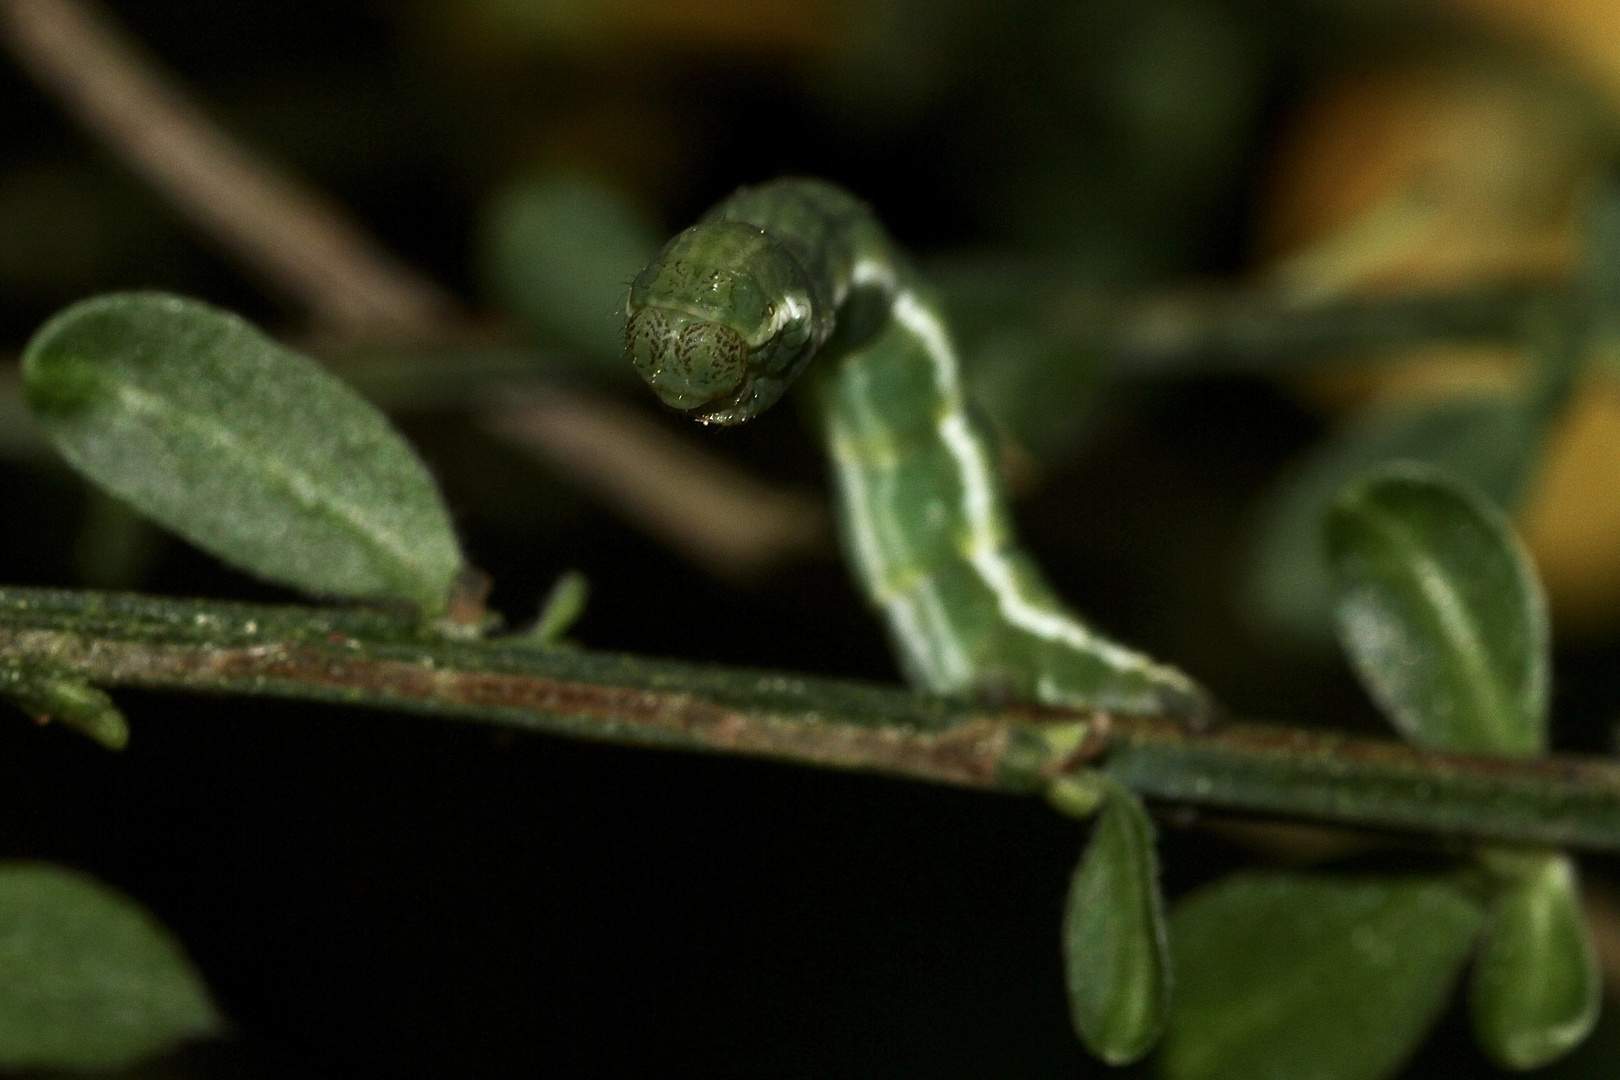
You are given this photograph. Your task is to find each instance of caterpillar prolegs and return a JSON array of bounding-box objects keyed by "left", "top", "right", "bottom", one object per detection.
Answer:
[{"left": 625, "top": 178, "right": 1210, "bottom": 724}]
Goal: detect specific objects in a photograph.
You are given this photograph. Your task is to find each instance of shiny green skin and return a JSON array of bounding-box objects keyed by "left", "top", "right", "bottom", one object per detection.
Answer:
[
  {"left": 627, "top": 221, "right": 820, "bottom": 424},
  {"left": 627, "top": 178, "right": 1207, "bottom": 720}
]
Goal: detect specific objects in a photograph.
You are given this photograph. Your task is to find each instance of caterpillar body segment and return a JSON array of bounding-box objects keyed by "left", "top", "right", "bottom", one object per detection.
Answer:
[{"left": 626, "top": 178, "right": 1209, "bottom": 722}]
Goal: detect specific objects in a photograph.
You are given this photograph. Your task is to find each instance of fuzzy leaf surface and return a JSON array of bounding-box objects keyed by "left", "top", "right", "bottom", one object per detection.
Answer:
[
  {"left": 1161, "top": 872, "right": 1483, "bottom": 1080},
  {"left": 1328, "top": 466, "right": 1547, "bottom": 755},
  {"left": 23, "top": 293, "right": 463, "bottom": 613},
  {"left": 0, "top": 862, "right": 221, "bottom": 1070}
]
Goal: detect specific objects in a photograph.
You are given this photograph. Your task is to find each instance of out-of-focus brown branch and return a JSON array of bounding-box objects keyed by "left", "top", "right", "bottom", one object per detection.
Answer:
[
  {"left": 0, "top": 0, "right": 459, "bottom": 342},
  {"left": 484, "top": 388, "right": 830, "bottom": 579}
]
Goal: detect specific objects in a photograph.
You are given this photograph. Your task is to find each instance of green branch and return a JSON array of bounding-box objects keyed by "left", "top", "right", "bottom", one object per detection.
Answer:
[{"left": 4, "top": 587, "right": 1620, "bottom": 851}]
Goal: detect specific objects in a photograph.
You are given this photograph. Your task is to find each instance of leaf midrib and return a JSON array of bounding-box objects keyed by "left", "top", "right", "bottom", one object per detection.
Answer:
[
  {"left": 106, "top": 378, "right": 432, "bottom": 599},
  {"left": 1360, "top": 502, "right": 1520, "bottom": 753}
]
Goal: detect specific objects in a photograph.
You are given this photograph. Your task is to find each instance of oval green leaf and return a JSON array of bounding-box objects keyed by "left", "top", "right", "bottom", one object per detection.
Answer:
[
  {"left": 1472, "top": 850, "right": 1600, "bottom": 1070},
  {"left": 1247, "top": 396, "right": 1536, "bottom": 646},
  {"left": 23, "top": 293, "right": 464, "bottom": 614},
  {"left": 1065, "top": 779, "right": 1171, "bottom": 1065},
  {"left": 1160, "top": 873, "right": 1484, "bottom": 1080},
  {"left": 0, "top": 862, "right": 222, "bottom": 1071},
  {"left": 1326, "top": 464, "right": 1548, "bottom": 755}
]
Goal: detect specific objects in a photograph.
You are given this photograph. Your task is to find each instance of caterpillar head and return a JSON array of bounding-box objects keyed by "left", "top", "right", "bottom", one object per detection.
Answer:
[{"left": 626, "top": 221, "right": 823, "bottom": 425}]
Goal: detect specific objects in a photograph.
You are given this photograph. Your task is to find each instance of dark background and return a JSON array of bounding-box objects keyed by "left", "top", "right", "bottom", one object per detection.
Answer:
[{"left": 0, "top": 0, "right": 1618, "bottom": 1076}]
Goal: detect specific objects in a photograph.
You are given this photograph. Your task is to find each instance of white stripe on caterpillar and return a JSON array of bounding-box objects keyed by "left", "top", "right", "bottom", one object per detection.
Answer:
[{"left": 892, "top": 290, "right": 1157, "bottom": 675}]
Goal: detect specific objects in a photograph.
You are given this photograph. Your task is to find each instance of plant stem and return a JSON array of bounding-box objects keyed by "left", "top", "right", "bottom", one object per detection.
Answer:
[{"left": 4, "top": 587, "right": 1620, "bottom": 851}]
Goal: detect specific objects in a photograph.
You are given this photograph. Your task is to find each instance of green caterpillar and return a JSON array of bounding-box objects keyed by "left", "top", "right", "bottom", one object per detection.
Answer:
[{"left": 626, "top": 178, "right": 1209, "bottom": 723}]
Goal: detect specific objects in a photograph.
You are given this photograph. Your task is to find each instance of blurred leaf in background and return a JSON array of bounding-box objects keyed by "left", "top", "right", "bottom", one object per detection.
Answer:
[
  {"left": 1245, "top": 52, "right": 1620, "bottom": 641},
  {"left": 0, "top": 862, "right": 221, "bottom": 1072},
  {"left": 1162, "top": 873, "right": 1483, "bottom": 1080},
  {"left": 479, "top": 170, "right": 661, "bottom": 368}
]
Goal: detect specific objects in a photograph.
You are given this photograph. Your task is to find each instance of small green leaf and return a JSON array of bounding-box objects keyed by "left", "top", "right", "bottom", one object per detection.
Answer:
[
  {"left": 1065, "top": 778, "right": 1171, "bottom": 1065},
  {"left": 516, "top": 569, "right": 589, "bottom": 648},
  {"left": 480, "top": 172, "right": 661, "bottom": 363},
  {"left": 1327, "top": 465, "right": 1548, "bottom": 755},
  {"left": 0, "top": 862, "right": 222, "bottom": 1071},
  {"left": 1471, "top": 850, "right": 1600, "bottom": 1070},
  {"left": 1160, "top": 873, "right": 1484, "bottom": 1080},
  {"left": 0, "top": 664, "right": 129, "bottom": 750},
  {"left": 1247, "top": 396, "right": 1535, "bottom": 645},
  {"left": 23, "top": 293, "right": 465, "bottom": 614}
]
